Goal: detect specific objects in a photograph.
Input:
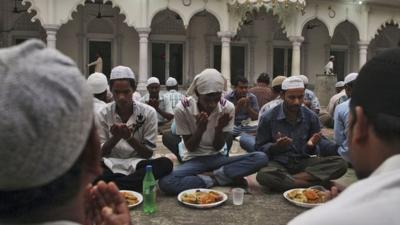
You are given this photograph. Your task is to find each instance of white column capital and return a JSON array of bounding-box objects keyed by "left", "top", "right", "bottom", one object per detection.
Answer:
[
  {"left": 218, "top": 31, "right": 235, "bottom": 39},
  {"left": 358, "top": 41, "right": 369, "bottom": 49},
  {"left": 137, "top": 27, "right": 151, "bottom": 37},
  {"left": 43, "top": 24, "right": 59, "bottom": 49},
  {"left": 289, "top": 36, "right": 304, "bottom": 45}
]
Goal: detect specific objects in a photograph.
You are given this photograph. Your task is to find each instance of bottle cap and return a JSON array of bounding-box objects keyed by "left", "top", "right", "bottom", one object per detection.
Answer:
[{"left": 146, "top": 165, "right": 153, "bottom": 172}]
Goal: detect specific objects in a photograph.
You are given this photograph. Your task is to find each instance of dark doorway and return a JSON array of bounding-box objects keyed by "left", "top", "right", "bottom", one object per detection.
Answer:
[
  {"left": 89, "top": 40, "right": 112, "bottom": 77},
  {"left": 330, "top": 50, "right": 346, "bottom": 81},
  {"left": 213, "top": 45, "right": 246, "bottom": 83}
]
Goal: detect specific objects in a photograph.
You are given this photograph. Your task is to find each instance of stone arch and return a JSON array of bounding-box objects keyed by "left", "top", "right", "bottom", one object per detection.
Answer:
[
  {"left": 299, "top": 16, "right": 331, "bottom": 37},
  {"left": 21, "top": 0, "right": 43, "bottom": 23},
  {"left": 150, "top": 9, "right": 186, "bottom": 35},
  {"left": 187, "top": 8, "right": 222, "bottom": 31},
  {"left": 332, "top": 20, "right": 360, "bottom": 44},
  {"left": 332, "top": 19, "right": 360, "bottom": 40},
  {"left": 369, "top": 19, "right": 400, "bottom": 42},
  {"left": 369, "top": 21, "right": 400, "bottom": 58},
  {"left": 149, "top": 7, "right": 187, "bottom": 30}
]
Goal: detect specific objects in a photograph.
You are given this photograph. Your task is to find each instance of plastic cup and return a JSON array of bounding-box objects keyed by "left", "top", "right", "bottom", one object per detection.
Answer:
[{"left": 232, "top": 188, "right": 245, "bottom": 205}]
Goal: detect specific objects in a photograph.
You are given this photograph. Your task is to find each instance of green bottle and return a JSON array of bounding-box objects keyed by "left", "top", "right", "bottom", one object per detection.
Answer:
[{"left": 143, "top": 165, "right": 156, "bottom": 214}]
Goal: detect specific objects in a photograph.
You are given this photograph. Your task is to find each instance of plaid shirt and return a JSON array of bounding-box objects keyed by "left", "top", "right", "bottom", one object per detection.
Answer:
[{"left": 163, "top": 90, "right": 184, "bottom": 111}]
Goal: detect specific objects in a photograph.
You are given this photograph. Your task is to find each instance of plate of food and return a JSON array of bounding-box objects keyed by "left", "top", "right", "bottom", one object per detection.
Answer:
[
  {"left": 283, "top": 187, "right": 329, "bottom": 208},
  {"left": 177, "top": 188, "right": 228, "bottom": 209},
  {"left": 120, "top": 190, "right": 143, "bottom": 208}
]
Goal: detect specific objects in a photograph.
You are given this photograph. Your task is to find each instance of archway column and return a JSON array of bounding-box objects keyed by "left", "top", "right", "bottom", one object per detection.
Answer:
[
  {"left": 218, "top": 31, "right": 234, "bottom": 89},
  {"left": 43, "top": 24, "right": 60, "bottom": 49},
  {"left": 137, "top": 27, "right": 151, "bottom": 91},
  {"left": 358, "top": 41, "right": 369, "bottom": 69},
  {"left": 289, "top": 36, "right": 304, "bottom": 76}
]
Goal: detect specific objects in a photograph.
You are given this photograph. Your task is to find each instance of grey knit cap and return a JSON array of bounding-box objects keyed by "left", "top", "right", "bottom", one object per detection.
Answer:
[{"left": 0, "top": 40, "right": 93, "bottom": 191}]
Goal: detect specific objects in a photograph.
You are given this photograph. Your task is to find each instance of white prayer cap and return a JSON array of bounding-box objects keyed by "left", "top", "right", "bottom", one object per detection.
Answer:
[
  {"left": 110, "top": 66, "right": 135, "bottom": 80},
  {"left": 87, "top": 72, "right": 108, "bottom": 94},
  {"left": 166, "top": 77, "right": 178, "bottom": 87},
  {"left": 271, "top": 76, "right": 287, "bottom": 88},
  {"left": 335, "top": 81, "right": 345, "bottom": 88},
  {"left": 0, "top": 40, "right": 93, "bottom": 191},
  {"left": 282, "top": 76, "right": 305, "bottom": 90},
  {"left": 147, "top": 77, "right": 160, "bottom": 86},
  {"left": 344, "top": 72, "right": 358, "bottom": 85},
  {"left": 329, "top": 55, "right": 335, "bottom": 60},
  {"left": 186, "top": 68, "right": 225, "bottom": 96},
  {"left": 298, "top": 75, "right": 309, "bottom": 85}
]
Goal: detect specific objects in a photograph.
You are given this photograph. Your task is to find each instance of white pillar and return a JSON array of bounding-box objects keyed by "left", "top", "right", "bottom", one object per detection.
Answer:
[
  {"left": 43, "top": 25, "right": 59, "bottom": 49},
  {"left": 289, "top": 36, "right": 304, "bottom": 76},
  {"left": 358, "top": 41, "right": 369, "bottom": 69},
  {"left": 218, "top": 31, "right": 234, "bottom": 89},
  {"left": 137, "top": 27, "right": 151, "bottom": 91}
]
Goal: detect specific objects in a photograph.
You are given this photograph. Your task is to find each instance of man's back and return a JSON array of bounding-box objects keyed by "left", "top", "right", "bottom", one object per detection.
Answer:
[{"left": 249, "top": 86, "right": 273, "bottom": 108}]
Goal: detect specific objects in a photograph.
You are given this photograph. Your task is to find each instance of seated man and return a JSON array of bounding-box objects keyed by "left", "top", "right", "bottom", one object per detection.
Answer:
[
  {"left": 97, "top": 66, "right": 173, "bottom": 192},
  {"left": 255, "top": 77, "right": 347, "bottom": 192},
  {"left": 225, "top": 76, "right": 259, "bottom": 136},
  {"left": 240, "top": 75, "right": 286, "bottom": 153},
  {"left": 164, "top": 77, "right": 184, "bottom": 111},
  {"left": 297, "top": 75, "right": 321, "bottom": 115},
  {"left": 87, "top": 72, "right": 109, "bottom": 114},
  {"left": 334, "top": 73, "right": 358, "bottom": 162},
  {"left": 141, "top": 77, "right": 174, "bottom": 133},
  {"left": 248, "top": 73, "right": 273, "bottom": 108},
  {"left": 159, "top": 69, "right": 268, "bottom": 195},
  {"left": 0, "top": 40, "right": 130, "bottom": 225}
]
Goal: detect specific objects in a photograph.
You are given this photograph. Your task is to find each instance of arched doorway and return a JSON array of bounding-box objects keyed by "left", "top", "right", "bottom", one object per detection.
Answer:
[
  {"left": 57, "top": 0, "right": 138, "bottom": 77},
  {"left": 150, "top": 9, "right": 186, "bottom": 85},
  {"left": 331, "top": 21, "right": 360, "bottom": 81},
  {"left": 302, "top": 18, "right": 330, "bottom": 83}
]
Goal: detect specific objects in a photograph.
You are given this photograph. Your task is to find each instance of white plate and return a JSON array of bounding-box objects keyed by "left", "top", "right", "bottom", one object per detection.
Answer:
[
  {"left": 283, "top": 188, "right": 325, "bottom": 208},
  {"left": 177, "top": 188, "right": 228, "bottom": 209},
  {"left": 120, "top": 190, "right": 143, "bottom": 208}
]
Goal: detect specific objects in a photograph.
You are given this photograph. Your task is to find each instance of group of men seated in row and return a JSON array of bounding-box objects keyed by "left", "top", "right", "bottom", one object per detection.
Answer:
[
  {"left": 1, "top": 40, "right": 400, "bottom": 225},
  {"left": 86, "top": 58, "right": 353, "bottom": 195}
]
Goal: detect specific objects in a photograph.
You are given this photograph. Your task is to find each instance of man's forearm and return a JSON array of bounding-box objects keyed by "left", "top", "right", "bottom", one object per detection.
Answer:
[
  {"left": 101, "top": 136, "right": 121, "bottom": 157},
  {"left": 213, "top": 127, "right": 226, "bottom": 151},
  {"left": 126, "top": 137, "right": 153, "bottom": 159},
  {"left": 247, "top": 107, "right": 259, "bottom": 120},
  {"left": 156, "top": 108, "right": 174, "bottom": 121},
  {"left": 184, "top": 128, "right": 205, "bottom": 152}
]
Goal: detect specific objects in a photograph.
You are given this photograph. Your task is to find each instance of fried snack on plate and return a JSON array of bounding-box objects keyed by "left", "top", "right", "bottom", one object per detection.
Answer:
[
  {"left": 288, "top": 188, "right": 327, "bottom": 204},
  {"left": 121, "top": 191, "right": 139, "bottom": 205},
  {"left": 181, "top": 190, "right": 223, "bottom": 205}
]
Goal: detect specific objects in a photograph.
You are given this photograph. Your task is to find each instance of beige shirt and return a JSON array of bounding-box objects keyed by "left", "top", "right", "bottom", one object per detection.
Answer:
[
  {"left": 174, "top": 96, "right": 235, "bottom": 161},
  {"left": 327, "top": 90, "right": 346, "bottom": 117},
  {"left": 97, "top": 101, "right": 158, "bottom": 175},
  {"left": 88, "top": 57, "right": 103, "bottom": 73}
]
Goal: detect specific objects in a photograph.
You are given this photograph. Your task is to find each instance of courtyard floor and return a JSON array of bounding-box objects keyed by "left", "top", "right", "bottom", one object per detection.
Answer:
[{"left": 129, "top": 129, "right": 356, "bottom": 225}]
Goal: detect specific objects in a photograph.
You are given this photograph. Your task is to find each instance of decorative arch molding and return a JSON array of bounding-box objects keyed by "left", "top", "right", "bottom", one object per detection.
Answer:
[
  {"left": 369, "top": 19, "right": 400, "bottom": 42},
  {"left": 299, "top": 16, "right": 332, "bottom": 37},
  {"left": 331, "top": 20, "right": 360, "bottom": 41},
  {"left": 187, "top": 8, "right": 222, "bottom": 30},
  {"left": 23, "top": 0, "right": 135, "bottom": 29},
  {"left": 21, "top": 0, "right": 43, "bottom": 24},
  {"left": 149, "top": 7, "right": 187, "bottom": 29}
]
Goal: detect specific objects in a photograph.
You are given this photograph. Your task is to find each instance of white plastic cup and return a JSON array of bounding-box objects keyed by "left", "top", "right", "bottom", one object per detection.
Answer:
[{"left": 232, "top": 188, "right": 245, "bottom": 205}]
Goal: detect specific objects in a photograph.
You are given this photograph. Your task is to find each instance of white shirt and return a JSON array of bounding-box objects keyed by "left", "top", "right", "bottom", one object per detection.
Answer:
[
  {"left": 174, "top": 96, "right": 235, "bottom": 161},
  {"left": 93, "top": 97, "right": 107, "bottom": 115},
  {"left": 97, "top": 101, "right": 158, "bottom": 175},
  {"left": 163, "top": 89, "right": 184, "bottom": 111},
  {"left": 258, "top": 97, "right": 283, "bottom": 121},
  {"left": 324, "top": 61, "right": 334, "bottom": 74},
  {"left": 289, "top": 154, "right": 400, "bottom": 225},
  {"left": 140, "top": 93, "right": 173, "bottom": 123},
  {"left": 132, "top": 91, "right": 142, "bottom": 101}
]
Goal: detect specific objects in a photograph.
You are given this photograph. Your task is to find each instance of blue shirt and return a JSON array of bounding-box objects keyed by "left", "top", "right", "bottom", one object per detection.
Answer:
[
  {"left": 305, "top": 89, "right": 321, "bottom": 113},
  {"left": 225, "top": 91, "right": 259, "bottom": 126},
  {"left": 255, "top": 103, "right": 321, "bottom": 164},
  {"left": 334, "top": 99, "right": 350, "bottom": 162}
]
